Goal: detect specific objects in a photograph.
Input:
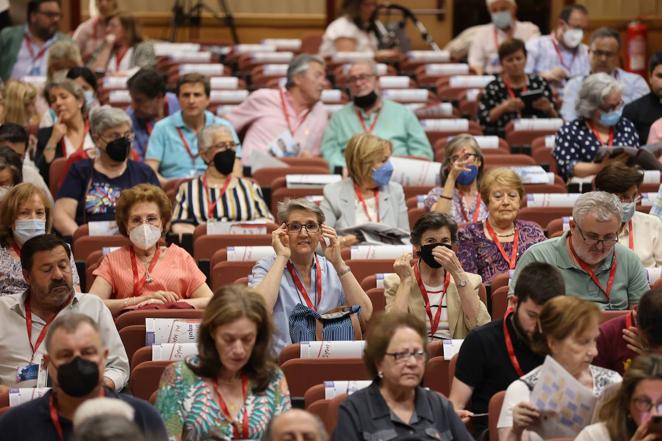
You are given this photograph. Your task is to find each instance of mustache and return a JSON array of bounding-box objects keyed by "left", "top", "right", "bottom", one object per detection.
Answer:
[{"left": 49, "top": 279, "right": 71, "bottom": 292}]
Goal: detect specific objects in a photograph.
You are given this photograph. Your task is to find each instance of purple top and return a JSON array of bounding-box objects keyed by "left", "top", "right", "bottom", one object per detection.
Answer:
[
  {"left": 457, "top": 219, "right": 546, "bottom": 283},
  {"left": 424, "top": 187, "right": 488, "bottom": 225}
]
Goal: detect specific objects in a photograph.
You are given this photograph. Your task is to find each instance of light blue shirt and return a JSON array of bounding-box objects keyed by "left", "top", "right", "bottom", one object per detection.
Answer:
[
  {"left": 10, "top": 26, "right": 57, "bottom": 79},
  {"left": 145, "top": 110, "right": 241, "bottom": 179},
  {"left": 561, "top": 68, "right": 650, "bottom": 121},
  {"left": 249, "top": 255, "right": 346, "bottom": 354},
  {"left": 525, "top": 35, "right": 590, "bottom": 97}
]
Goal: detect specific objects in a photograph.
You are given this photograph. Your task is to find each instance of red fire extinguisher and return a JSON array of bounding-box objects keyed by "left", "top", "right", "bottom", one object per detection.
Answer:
[{"left": 626, "top": 19, "right": 648, "bottom": 78}]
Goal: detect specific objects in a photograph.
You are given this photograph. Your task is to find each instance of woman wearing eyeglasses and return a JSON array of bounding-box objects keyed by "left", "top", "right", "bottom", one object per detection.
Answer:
[
  {"left": 171, "top": 125, "right": 273, "bottom": 235},
  {"left": 250, "top": 198, "right": 373, "bottom": 354},
  {"left": 333, "top": 312, "right": 473, "bottom": 441}
]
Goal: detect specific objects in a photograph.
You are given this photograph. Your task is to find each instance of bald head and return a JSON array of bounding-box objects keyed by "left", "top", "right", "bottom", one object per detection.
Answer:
[{"left": 266, "top": 409, "right": 327, "bottom": 441}]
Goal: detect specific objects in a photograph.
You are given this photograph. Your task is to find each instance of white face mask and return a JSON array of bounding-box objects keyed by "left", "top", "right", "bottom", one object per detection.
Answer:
[
  {"left": 13, "top": 219, "right": 47, "bottom": 246},
  {"left": 83, "top": 90, "right": 96, "bottom": 109},
  {"left": 563, "top": 27, "right": 584, "bottom": 49},
  {"left": 129, "top": 223, "right": 161, "bottom": 250}
]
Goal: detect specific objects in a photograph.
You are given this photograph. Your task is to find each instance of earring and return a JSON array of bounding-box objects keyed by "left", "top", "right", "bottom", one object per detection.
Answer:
[{"left": 378, "top": 371, "right": 384, "bottom": 378}]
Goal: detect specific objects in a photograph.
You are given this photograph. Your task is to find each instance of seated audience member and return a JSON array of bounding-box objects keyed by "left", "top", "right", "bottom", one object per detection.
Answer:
[
  {"left": 426, "top": 134, "right": 488, "bottom": 224},
  {"left": 90, "top": 184, "right": 212, "bottom": 314},
  {"left": 320, "top": 59, "right": 433, "bottom": 171},
  {"left": 457, "top": 168, "right": 545, "bottom": 283},
  {"left": 320, "top": 133, "right": 408, "bottom": 247},
  {"left": 89, "top": 13, "right": 155, "bottom": 74},
  {"left": 0, "top": 234, "right": 129, "bottom": 391},
  {"left": 171, "top": 124, "right": 272, "bottom": 234},
  {"left": 146, "top": 73, "right": 241, "bottom": 183},
  {"left": 0, "top": 124, "right": 52, "bottom": 201},
  {"left": 319, "top": 0, "right": 379, "bottom": 56},
  {"left": 0, "top": 183, "right": 80, "bottom": 295},
  {"left": 525, "top": 4, "right": 590, "bottom": 96},
  {"left": 225, "top": 54, "right": 327, "bottom": 165},
  {"left": 333, "top": 312, "right": 473, "bottom": 441},
  {"left": 468, "top": 0, "right": 540, "bottom": 75},
  {"left": 478, "top": 38, "right": 557, "bottom": 138},
  {"left": 53, "top": 106, "right": 159, "bottom": 236},
  {"left": 3, "top": 80, "right": 39, "bottom": 131},
  {"left": 250, "top": 198, "right": 373, "bottom": 353},
  {"left": 265, "top": 409, "right": 328, "bottom": 441},
  {"left": 497, "top": 296, "right": 622, "bottom": 441},
  {"left": 72, "top": 396, "right": 136, "bottom": 429},
  {"left": 72, "top": 414, "right": 144, "bottom": 441},
  {"left": 576, "top": 353, "right": 662, "bottom": 441},
  {"left": 126, "top": 68, "right": 180, "bottom": 159},
  {"left": 72, "top": 0, "right": 119, "bottom": 62},
  {"left": 554, "top": 73, "right": 640, "bottom": 180},
  {"left": 595, "top": 163, "right": 662, "bottom": 267},
  {"left": 449, "top": 262, "right": 564, "bottom": 435},
  {"left": 562, "top": 27, "right": 650, "bottom": 121},
  {"left": 0, "top": 312, "right": 164, "bottom": 440},
  {"left": 0, "top": 0, "right": 70, "bottom": 81},
  {"left": 385, "top": 212, "right": 490, "bottom": 339},
  {"left": 511, "top": 191, "right": 649, "bottom": 310},
  {"left": 41, "top": 66, "right": 100, "bottom": 128},
  {"left": 156, "top": 284, "right": 291, "bottom": 440},
  {"left": 46, "top": 41, "right": 82, "bottom": 82},
  {"left": 0, "top": 145, "right": 23, "bottom": 191},
  {"left": 624, "top": 51, "right": 662, "bottom": 143}
]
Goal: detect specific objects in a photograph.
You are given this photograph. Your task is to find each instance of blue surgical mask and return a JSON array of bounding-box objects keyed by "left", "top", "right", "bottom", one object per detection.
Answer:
[
  {"left": 455, "top": 165, "right": 479, "bottom": 186},
  {"left": 371, "top": 161, "right": 394, "bottom": 187},
  {"left": 13, "top": 219, "right": 46, "bottom": 246},
  {"left": 83, "top": 90, "right": 96, "bottom": 109},
  {"left": 599, "top": 108, "right": 622, "bottom": 127},
  {"left": 491, "top": 11, "right": 512, "bottom": 30},
  {"left": 622, "top": 201, "right": 636, "bottom": 222}
]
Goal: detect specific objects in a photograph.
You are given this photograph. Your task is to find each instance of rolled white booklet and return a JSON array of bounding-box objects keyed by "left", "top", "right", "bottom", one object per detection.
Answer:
[{"left": 299, "top": 340, "right": 366, "bottom": 359}]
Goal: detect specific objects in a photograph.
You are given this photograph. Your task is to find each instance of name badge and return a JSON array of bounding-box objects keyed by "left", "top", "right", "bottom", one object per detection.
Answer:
[{"left": 16, "top": 363, "right": 38, "bottom": 382}]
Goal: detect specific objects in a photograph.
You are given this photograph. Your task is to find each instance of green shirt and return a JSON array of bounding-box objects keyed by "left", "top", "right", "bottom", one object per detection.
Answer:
[
  {"left": 510, "top": 232, "right": 648, "bottom": 310},
  {"left": 320, "top": 99, "right": 433, "bottom": 170}
]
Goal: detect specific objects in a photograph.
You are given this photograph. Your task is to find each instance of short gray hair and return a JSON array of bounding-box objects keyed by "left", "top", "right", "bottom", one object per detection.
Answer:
[
  {"left": 198, "top": 124, "right": 233, "bottom": 153},
  {"left": 73, "top": 398, "right": 135, "bottom": 428},
  {"left": 264, "top": 409, "right": 329, "bottom": 441},
  {"left": 575, "top": 73, "right": 623, "bottom": 120},
  {"left": 572, "top": 191, "right": 623, "bottom": 225},
  {"left": 47, "top": 41, "right": 82, "bottom": 70},
  {"left": 350, "top": 59, "right": 378, "bottom": 76},
  {"left": 44, "top": 79, "right": 86, "bottom": 114},
  {"left": 45, "top": 313, "right": 104, "bottom": 352},
  {"left": 89, "top": 105, "right": 132, "bottom": 137},
  {"left": 277, "top": 198, "right": 325, "bottom": 224},
  {"left": 71, "top": 415, "right": 144, "bottom": 441},
  {"left": 286, "top": 54, "right": 324, "bottom": 89}
]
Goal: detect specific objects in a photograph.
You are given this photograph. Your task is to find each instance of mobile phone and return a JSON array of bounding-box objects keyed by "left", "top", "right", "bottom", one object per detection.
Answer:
[{"left": 649, "top": 415, "right": 662, "bottom": 433}]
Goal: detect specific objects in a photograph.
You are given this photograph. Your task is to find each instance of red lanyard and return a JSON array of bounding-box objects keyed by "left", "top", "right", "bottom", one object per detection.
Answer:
[
  {"left": 202, "top": 174, "right": 233, "bottom": 219},
  {"left": 130, "top": 246, "right": 161, "bottom": 297},
  {"left": 23, "top": 33, "right": 49, "bottom": 63},
  {"left": 586, "top": 121, "right": 614, "bottom": 146},
  {"left": 628, "top": 220, "right": 634, "bottom": 250},
  {"left": 11, "top": 242, "right": 21, "bottom": 257},
  {"left": 458, "top": 192, "right": 481, "bottom": 223},
  {"left": 59, "top": 120, "right": 90, "bottom": 158},
  {"left": 213, "top": 375, "right": 250, "bottom": 439},
  {"left": 287, "top": 258, "right": 322, "bottom": 310},
  {"left": 414, "top": 261, "right": 450, "bottom": 337},
  {"left": 25, "top": 295, "right": 72, "bottom": 362},
  {"left": 354, "top": 183, "right": 380, "bottom": 222},
  {"left": 503, "top": 78, "right": 527, "bottom": 100},
  {"left": 355, "top": 108, "right": 381, "bottom": 133},
  {"left": 625, "top": 310, "right": 634, "bottom": 329},
  {"left": 568, "top": 235, "right": 618, "bottom": 303},
  {"left": 113, "top": 47, "right": 130, "bottom": 71},
  {"left": 176, "top": 127, "right": 200, "bottom": 161},
  {"left": 485, "top": 220, "right": 520, "bottom": 269},
  {"left": 502, "top": 309, "right": 524, "bottom": 377},
  {"left": 49, "top": 389, "right": 104, "bottom": 441},
  {"left": 279, "top": 88, "right": 311, "bottom": 135},
  {"left": 550, "top": 36, "right": 576, "bottom": 71},
  {"left": 145, "top": 100, "right": 169, "bottom": 136},
  {"left": 493, "top": 25, "right": 514, "bottom": 53}
]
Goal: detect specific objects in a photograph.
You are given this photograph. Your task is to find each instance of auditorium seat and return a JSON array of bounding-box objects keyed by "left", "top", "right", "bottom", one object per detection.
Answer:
[
  {"left": 130, "top": 360, "right": 173, "bottom": 401},
  {"left": 114, "top": 309, "right": 203, "bottom": 331},
  {"left": 325, "top": 392, "right": 349, "bottom": 434},
  {"left": 488, "top": 391, "right": 507, "bottom": 441},
  {"left": 251, "top": 166, "right": 330, "bottom": 189},
  {"left": 491, "top": 286, "right": 509, "bottom": 320},
  {"left": 281, "top": 358, "right": 370, "bottom": 401},
  {"left": 304, "top": 383, "right": 326, "bottom": 409},
  {"left": 119, "top": 325, "right": 147, "bottom": 369},
  {"left": 346, "top": 260, "right": 397, "bottom": 285}
]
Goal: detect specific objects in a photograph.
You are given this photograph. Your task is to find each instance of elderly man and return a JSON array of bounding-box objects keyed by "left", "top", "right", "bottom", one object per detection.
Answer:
[
  {"left": 265, "top": 409, "right": 329, "bottom": 441},
  {"left": 510, "top": 192, "right": 649, "bottom": 310},
  {"left": 561, "top": 27, "right": 650, "bottom": 121},
  {"left": 468, "top": 0, "right": 540, "bottom": 75},
  {"left": 146, "top": 73, "right": 241, "bottom": 183},
  {"left": 226, "top": 54, "right": 327, "bottom": 166},
  {"left": 0, "top": 234, "right": 129, "bottom": 393},
  {"left": 525, "top": 4, "right": 590, "bottom": 96},
  {"left": 0, "top": 312, "right": 167, "bottom": 440},
  {"left": 320, "top": 59, "right": 433, "bottom": 171}
]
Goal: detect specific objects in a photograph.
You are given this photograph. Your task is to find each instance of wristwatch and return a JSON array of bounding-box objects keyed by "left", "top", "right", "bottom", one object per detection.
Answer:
[{"left": 456, "top": 278, "right": 468, "bottom": 288}]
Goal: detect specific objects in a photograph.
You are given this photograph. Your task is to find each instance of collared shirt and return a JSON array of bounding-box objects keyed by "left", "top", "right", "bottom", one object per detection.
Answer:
[
  {"left": 561, "top": 68, "right": 651, "bottom": 121},
  {"left": 618, "top": 211, "right": 662, "bottom": 268},
  {"left": 319, "top": 15, "right": 379, "bottom": 57},
  {"left": 468, "top": 21, "right": 541, "bottom": 74},
  {"left": 10, "top": 26, "right": 57, "bottom": 79},
  {"left": 525, "top": 34, "right": 590, "bottom": 96},
  {"left": 332, "top": 381, "right": 474, "bottom": 441},
  {"left": 73, "top": 17, "right": 109, "bottom": 62},
  {"left": 249, "top": 255, "right": 346, "bottom": 354},
  {"left": 509, "top": 232, "right": 649, "bottom": 310},
  {"left": 225, "top": 88, "right": 328, "bottom": 165},
  {"left": 623, "top": 92, "right": 662, "bottom": 143},
  {"left": 320, "top": 99, "right": 433, "bottom": 170},
  {"left": 424, "top": 187, "right": 489, "bottom": 225},
  {"left": 0, "top": 292, "right": 129, "bottom": 390},
  {"left": 128, "top": 92, "right": 181, "bottom": 160},
  {"left": 145, "top": 110, "right": 241, "bottom": 179}
]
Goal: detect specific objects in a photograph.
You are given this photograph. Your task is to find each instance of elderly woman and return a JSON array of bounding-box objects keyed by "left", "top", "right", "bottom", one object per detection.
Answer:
[
  {"left": 497, "top": 296, "right": 622, "bottom": 441},
  {"left": 41, "top": 67, "right": 101, "bottom": 128},
  {"left": 0, "top": 183, "right": 80, "bottom": 296},
  {"left": 333, "top": 312, "right": 473, "bottom": 441},
  {"left": 554, "top": 72, "right": 640, "bottom": 180},
  {"left": 457, "top": 168, "right": 545, "bottom": 283},
  {"left": 250, "top": 198, "right": 373, "bottom": 353},
  {"left": 426, "top": 134, "right": 488, "bottom": 225},
  {"left": 320, "top": 133, "right": 408, "bottom": 248},
  {"left": 320, "top": 0, "right": 380, "bottom": 56},
  {"left": 89, "top": 183, "right": 212, "bottom": 314},
  {"left": 90, "top": 13, "right": 155, "bottom": 74},
  {"left": 386, "top": 212, "right": 490, "bottom": 339},
  {"left": 73, "top": 0, "right": 119, "bottom": 62},
  {"left": 53, "top": 106, "right": 159, "bottom": 236},
  {"left": 171, "top": 124, "right": 272, "bottom": 235},
  {"left": 155, "top": 284, "right": 291, "bottom": 440},
  {"left": 478, "top": 38, "right": 557, "bottom": 138}
]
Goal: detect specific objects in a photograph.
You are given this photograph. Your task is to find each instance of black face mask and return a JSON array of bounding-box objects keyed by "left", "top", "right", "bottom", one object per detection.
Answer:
[
  {"left": 57, "top": 356, "right": 100, "bottom": 397},
  {"left": 417, "top": 242, "right": 452, "bottom": 269},
  {"left": 211, "top": 149, "right": 236, "bottom": 176},
  {"left": 353, "top": 90, "right": 378, "bottom": 110},
  {"left": 105, "top": 136, "right": 131, "bottom": 162}
]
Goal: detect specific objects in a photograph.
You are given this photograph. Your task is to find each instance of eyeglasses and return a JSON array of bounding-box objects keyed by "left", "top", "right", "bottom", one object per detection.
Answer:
[
  {"left": 286, "top": 222, "right": 320, "bottom": 233},
  {"left": 575, "top": 224, "right": 619, "bottom": 247},
  {"left": 38, "top": 11, "right": 62, "bottom": 19},
  {"left": 385, "top": 350, "right": 426, "bottom": 364},
  {"left": 209, "top": 141, "right": 237, "bottom": 152},
  {"left": 591, "top": 49, "right": 617, "bottom": 59},
  {"left": 599, "top": 100, "right": 625, "bottom": 113},
  {"left": 632, "top": 397, "right": 662, "bottom": 414},
  {"left": 347, "top": 74, "right": 375, "bottom": 84},
  {"left": 129, "top": 215, "right": 161, "bottom": 225},
  {"left": 102, "top": 132, "right": 135, "bottom": 143},
  {"left": 618, "top": 194, "right": 642, "bottom": 204},
  {"left": 449, "top": 152, "right": 478, "bottom": 163}
]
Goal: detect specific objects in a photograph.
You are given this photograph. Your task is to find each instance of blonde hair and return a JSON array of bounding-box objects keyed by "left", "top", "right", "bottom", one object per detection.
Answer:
[
  {"left": 344, "top": 133, "right": 392, "bottom": 187},
  {"left": 0, "top": 183, "right": 53, "bottom": 247},
  {"left": 479, "top": 167, "right": 524, "bottom": 204},
  {"left": 3, "top": 81, "right": 38, "bottom": 128},
  {"left": 46, "top": 41, "right": 83, "bottom": 80}
]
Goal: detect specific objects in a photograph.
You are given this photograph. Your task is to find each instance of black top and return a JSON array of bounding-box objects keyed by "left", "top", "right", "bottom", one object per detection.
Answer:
[
  {"left": 34, "top": 126, "right": 59, "bottom": 185},
  {"left": 623, "top": 92, "right": 662, "bottom": 143},
  {"left": 0, "top": 388, "right": 168, "bottom": 441},
  {"left": 332, "top": 381, "right": 474, "bottom": 441}
]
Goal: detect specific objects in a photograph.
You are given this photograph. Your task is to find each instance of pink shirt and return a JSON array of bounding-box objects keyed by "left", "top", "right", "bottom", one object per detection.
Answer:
[
  {"left": 226, "top": 88, "right": 328, "bottom": 165},
  {"left": 92, "top": 244, "right": 207, "bottom": 299},
  {"left": 648, "top": 117, "right": 662, "bottom": 144},
  {"left": 73, "top": 17, "right": 109, "bottom": 62}
]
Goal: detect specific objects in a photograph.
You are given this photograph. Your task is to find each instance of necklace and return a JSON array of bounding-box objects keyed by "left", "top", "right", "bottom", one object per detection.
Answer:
[{"left": 496, "top": 231, "right": 515, "bottom": 237}]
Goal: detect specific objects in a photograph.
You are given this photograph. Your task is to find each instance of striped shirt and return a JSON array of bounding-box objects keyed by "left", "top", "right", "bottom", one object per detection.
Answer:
[
  {"left": 425, "top": 282, "right": 451, "bottom": 340},
  {"left": 172, "top": 176, "right": 273, "bottom": 226}
]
